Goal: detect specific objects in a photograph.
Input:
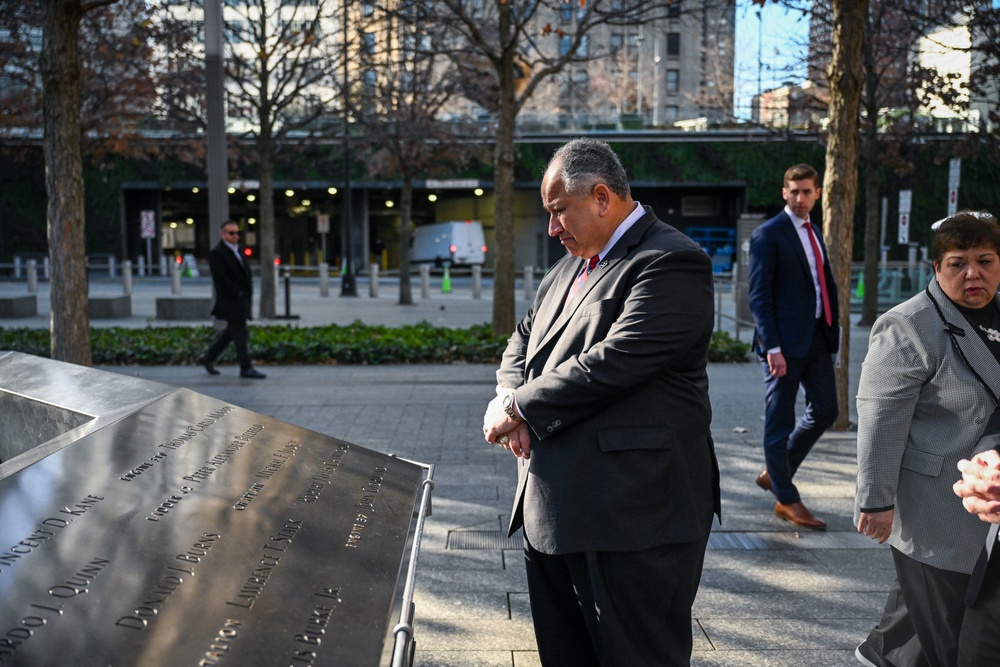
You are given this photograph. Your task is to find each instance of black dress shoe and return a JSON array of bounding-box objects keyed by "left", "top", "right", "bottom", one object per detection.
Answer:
[
  {"left": 198, "top": 356, "right": 220, "bottom": 375},
  {"left": 240, "top": 368, "right": 267, "bottom": 379}
]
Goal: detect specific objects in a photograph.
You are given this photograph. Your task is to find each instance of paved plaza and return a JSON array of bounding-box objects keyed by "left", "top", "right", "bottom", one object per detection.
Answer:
[{"left": 1, "top": 273, "right": 888, "bottom": 666}]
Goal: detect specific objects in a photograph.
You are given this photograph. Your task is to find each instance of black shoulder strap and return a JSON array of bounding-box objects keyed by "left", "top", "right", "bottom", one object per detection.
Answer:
[{"left": 925, "top": 285, "right": 999, "bottom": 407}]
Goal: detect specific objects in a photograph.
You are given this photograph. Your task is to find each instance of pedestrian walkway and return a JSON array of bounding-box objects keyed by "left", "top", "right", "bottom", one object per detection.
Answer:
[{"left": 4, "top": 274, "right": 887, "bottom": 666}]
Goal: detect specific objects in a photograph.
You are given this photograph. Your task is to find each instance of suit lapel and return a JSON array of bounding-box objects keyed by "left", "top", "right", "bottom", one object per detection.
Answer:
[
  {"left": 526, "top": 213, "right": 653, "bottom": 364},
  {"left": 930, "top": 278, "right": 1000, "bottom": 402},
  {"left": 777, "top": 212, "right": 813, "bottom": 281}
]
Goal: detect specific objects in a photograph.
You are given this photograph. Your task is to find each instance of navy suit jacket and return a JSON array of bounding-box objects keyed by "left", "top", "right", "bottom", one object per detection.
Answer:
[
  {"left": 498, "top": 207, "right": 721, "bottom": 555},
  {"left": 748, "top": 211, "right": 839, "bottom": 358}
]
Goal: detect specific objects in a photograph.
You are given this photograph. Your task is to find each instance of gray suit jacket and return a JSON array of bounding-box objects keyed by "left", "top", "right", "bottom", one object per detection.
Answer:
[
  {"left": 498, "top": 207, "right": 721, "bottom": 555},
  {"left": 855, "top": 278, "right": 999, "bottom": 574}
]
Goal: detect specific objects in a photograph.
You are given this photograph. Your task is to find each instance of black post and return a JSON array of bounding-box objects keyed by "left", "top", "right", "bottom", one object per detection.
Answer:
[{"left": 276, "top": 267, "right": 300, "bottom": 320}]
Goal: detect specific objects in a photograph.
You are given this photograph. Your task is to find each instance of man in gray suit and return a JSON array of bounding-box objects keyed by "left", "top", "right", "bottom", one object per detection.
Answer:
[{"left": 483, "top": 138, "right": 720, "bottom": 666}]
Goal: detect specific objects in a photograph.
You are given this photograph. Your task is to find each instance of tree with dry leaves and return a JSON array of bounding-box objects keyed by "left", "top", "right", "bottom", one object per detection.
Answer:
[
  {"left": 433, "top": 0, "right": 682, "bottom": 335},
  {"left": 1, "top": 0, "right": 158, "bottom": 365},
  {"left": 351, "top": 1, "right": 482, "bottom": 305}
]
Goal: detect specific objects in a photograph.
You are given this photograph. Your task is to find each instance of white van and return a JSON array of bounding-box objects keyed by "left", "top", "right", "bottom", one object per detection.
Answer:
[{"left": 410, "top": 221, "right": 487, "bottom": 266}]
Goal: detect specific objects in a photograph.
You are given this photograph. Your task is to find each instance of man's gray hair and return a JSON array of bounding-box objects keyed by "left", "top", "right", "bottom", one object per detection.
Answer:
[{"left": 547, "top": 138, "right": 630, "bottom": 200}]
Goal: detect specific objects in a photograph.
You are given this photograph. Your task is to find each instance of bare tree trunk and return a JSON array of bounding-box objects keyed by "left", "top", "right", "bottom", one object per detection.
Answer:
[
  {"left": 859, "top": 10, "right": 880, "bottom": 328},
  {"left": 258, "top": 132, "right": 276, "bottom": 320},
  {"left": 398, "top": 175, "right": 413, "bottom": 305},
  {"left": 860, "top": 146, "right": 880, "bottom": 327},
  {"left": 40, "top": 0, "right": 91, "bottom": 365},
  {"left": 490, "top": 2, "right": 517, "bottom": 336},
  {"left": 823, "top": 0, "right": 868, "bottom": 430}
]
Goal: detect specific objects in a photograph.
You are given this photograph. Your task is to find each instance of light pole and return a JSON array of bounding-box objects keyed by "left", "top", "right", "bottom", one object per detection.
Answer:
[{"left": 205, "top": 0, "right": 229, "bottom": 230}]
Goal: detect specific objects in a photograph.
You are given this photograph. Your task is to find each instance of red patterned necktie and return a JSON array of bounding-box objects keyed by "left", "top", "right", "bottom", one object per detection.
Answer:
[
  {"left": 567, "top": 255, "right": 599, "bottom": 303},
  {"left": 804, "top": 221, "right": 832, "bottom": 327}
]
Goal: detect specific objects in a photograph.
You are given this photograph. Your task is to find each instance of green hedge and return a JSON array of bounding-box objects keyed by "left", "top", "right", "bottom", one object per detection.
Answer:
[{"left": 0, "top": 322, "right": 750, "bottom": 365}]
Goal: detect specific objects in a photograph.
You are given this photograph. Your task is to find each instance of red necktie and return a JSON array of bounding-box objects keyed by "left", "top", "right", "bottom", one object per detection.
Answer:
[
  {"left": 804, "top": 221, "right": 832, "bottom": 327},
  {"left": 567, "top": 255, "right": 599, "bottom": 303}
]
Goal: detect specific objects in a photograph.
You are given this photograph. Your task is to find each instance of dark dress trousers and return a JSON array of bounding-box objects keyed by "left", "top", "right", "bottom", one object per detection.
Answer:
[
  {"left": 499, "top": 208, "right": 721, "bottom": 666},
  {"left": 203, "top": 241, "right": 254, "bottom": 370},
  {"left": 748, "top": 211, "right": 840, "bottom": 505}
]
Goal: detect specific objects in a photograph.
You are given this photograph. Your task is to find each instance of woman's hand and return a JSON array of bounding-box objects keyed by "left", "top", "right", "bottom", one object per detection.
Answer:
[{"left": 858, "top": 509, "right": 894, "bottom": 544}]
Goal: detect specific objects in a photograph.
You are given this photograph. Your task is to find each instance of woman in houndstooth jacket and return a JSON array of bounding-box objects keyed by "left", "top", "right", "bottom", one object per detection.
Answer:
[{"left": 854, "top": 211, "right": 1000, "bottom": 667}]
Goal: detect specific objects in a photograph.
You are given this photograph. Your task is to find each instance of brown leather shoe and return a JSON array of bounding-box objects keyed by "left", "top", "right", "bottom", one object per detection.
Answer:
[
  {"left": 774, "top": 501, "right": 827, "bottom": 530},
  {"left": 755, "top": 469, "right": 772, "bottom": 493}
]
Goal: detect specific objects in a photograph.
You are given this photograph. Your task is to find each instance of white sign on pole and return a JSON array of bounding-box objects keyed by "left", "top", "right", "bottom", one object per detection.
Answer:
[
  {"left": 317, "top": 214, "right": 330, "bottom": 234},
  {"left": 947, "top": 158, "right": 961, "bottom": 216},
  {"left": 140, "top": 210, "right": 156, "bottom": 239},
  {"left": 898, "top": 190, "right": 912, "bottom": 245}
]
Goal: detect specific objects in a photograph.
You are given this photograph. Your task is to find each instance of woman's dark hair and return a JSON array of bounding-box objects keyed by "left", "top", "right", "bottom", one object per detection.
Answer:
[{"left": 932, "top": 210, "right": 1000, "bottom": 262}]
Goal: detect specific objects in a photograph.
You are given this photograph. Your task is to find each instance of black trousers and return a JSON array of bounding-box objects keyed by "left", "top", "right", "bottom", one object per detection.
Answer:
[
  {"left": 860, "top": 547, "right": 970, "bottom": 667},
  {"left": 958, "top": 542, "right": 1000, "bottom": 667},
  {"left": 523, "top": 534, "right": 709, "bottom": 667},
  {"left": 203, "top": 317, "right": 253, "bottom": 370}
]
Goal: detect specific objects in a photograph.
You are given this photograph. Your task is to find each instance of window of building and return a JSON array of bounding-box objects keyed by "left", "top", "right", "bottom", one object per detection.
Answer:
[
  {"left": 610, "top": 33, "right": 624, "bottom": 55},
  {"left": 559, "top": 4, "right": 572, "bottom": 22},
  {"left": 682, "top": 196, "right": 721, "bottom": 217},
  {"left": 665, "top": 69, "right": 680, "bottom": 93},
  {"left": 667, "top": 1, "right": 681, "bottom": 18},
  {"left": 364, "top": 69, "right": 377, "bottom": 88},
  {"left": 665, "top": 105, "right": 679, "bottom": 123},
  {"left": 362, "top": 32, "right": 376, "bottom": 55},
  {"left": 666, "top": 32, "right": 680, "bottom": 57},
  {"left": 578, "top": 35, "right": 589, "bottom": 57},
  {"left": 559, "top": 35, "right": 572, "bottom": 57},
  {"left": 363, "top": 1, "right": 375, "bottom": 17}
]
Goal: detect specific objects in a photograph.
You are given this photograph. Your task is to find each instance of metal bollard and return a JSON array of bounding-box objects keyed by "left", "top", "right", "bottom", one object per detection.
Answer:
[
  {"left": 319, "top": 262, "right": 329, "bottom": 297},
  {"left": 273, "top": 262, "right": 280, "bottom": 291},
  {"left": 523, "top": 266, "right": 535, "bottom": 301},
  {"left": 420, "top": 265, "right": 430, "bottom": 299},
  {"left": 472, "top": 265, "right": 482, "bottom": 299},
  {"left": 43, "top": 257, "right": 50, "bottom": 280},
  {"left": 159, "top": 256, "right": 167, "bottom": 277},
  {"left": 170, "top": 260, "right": 181, "bottom": 295},
  {"left": 14, "top": 256, "right": 21, "bottom": 280},
  {"left": 109, "top": 257, "right": 116, "bottom": 279},
  {"left": 137, "top": 255, "right": 146, "bottom": 277},
  {"left": 26, "top": 260, "right": 37, "bottom": 294},
  {"left": 276, "top": 267, "right": 300, "bottom": 320},
  {"left": 122, "top": 260, "right": 133, "bottom": 295},
  {"left": 370, "top": 264, "right": 379, "bottom": 298}
]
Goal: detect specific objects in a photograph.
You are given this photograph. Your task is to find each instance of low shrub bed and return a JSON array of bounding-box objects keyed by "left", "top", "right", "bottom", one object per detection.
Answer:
[{"left": 0, "top": 322, "right": 750, "bottom": 365}]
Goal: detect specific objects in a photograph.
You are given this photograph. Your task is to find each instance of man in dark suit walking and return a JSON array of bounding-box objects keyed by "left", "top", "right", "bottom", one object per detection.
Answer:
[
  {"left": 198, "top": 220, "right": 266, "bottom": 379},
  {"left": 748, "top": 163, "right": 838, "bottom": 529},
  {"left": 483, "top": 138, "right": 720, "bottom": 666}
]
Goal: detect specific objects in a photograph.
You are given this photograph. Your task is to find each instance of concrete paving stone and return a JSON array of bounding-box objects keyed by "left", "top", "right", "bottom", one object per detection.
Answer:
[
  {"left": 809, "top": 549, "right": 895, "bottom": 571},
  {"left": 412, "top": 586, "right": 514, "bottom": 621},
  {"left": 693, "top": 590, "right": 882, "bottom": 619},
  {"left": 417, "top": 548, "right": 506, "bottom": 572},
  {"left": 703, "top": 549, "right": 821, "bottom": 569},
  {"left": 690, "top": 649, "right": 858, "bottom": 666},
  {"left": 415, "top": 651, "right": 522, "bottom": 667},
  {"left": 699, "top": 567, "right": 892, "bottom": 594},
  {"left": 418, "top": 566, "right": 528, "bottom": 594},
  {"left": 698, "top": 618, "right": 877, "bottom": 651},
  {"left": 414, "top": 618, "right": 537, "bottom": 651},
  {"left": 509, "top": 592, "right": 531, "bottom": 622},
  {"left": 512, "top": 652, "right": 543, "bottom": 667}
]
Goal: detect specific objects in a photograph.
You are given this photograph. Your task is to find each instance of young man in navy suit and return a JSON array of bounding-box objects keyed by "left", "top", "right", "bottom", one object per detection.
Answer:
[
  {"left": 748, "top": 164, "right": 839, "bottom": 530},
  {"left": 483, "top": 139, "right": 720, "bottom": 666},
  {"left": 198, "top": 220, "right": 266, "bottom": 379}
]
